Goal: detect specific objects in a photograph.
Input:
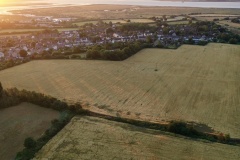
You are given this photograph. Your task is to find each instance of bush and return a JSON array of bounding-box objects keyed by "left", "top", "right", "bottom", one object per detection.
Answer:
[
  {"left": 167, "top": 121, "right": 199, "bottom": 137},
  {"left": 0, "top": 88, "right": 21, "bottom": 109},
  {"left": 197, "top": 41, "right": 208, "bottom": 46},
  {"left": 15, "top": 148, "right": 35, "bottom": 160},
  {"left": 229, "top": 38, "right": 238, "bottom": 44},
  {"left": 24, "top": 137, "right": 37, "bottom": 149},
  {"left": 0, "top": 82, "right": 3, "bottom": 96},
  {"left": 217, "top": 133, "right": 231, "bottom": 143}
]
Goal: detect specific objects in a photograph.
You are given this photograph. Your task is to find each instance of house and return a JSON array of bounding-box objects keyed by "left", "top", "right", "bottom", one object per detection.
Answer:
[
  {"left": 0, "top": 52, "right": 4, "bottom": 58},
  {"left": 53, "top": 46, "right": 58, "bottom": 50}
]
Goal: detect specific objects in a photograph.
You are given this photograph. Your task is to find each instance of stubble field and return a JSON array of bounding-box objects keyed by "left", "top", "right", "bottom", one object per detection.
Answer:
[
  {"left": 73, "top": 18, "right": 155, "bottom": 26},
  {"left": 0, "top": 28, "right": 79, "bottom": 34},
  {"left": 0, "top": 103, "right": 59, "bottom": 160},
  {"left": 0, "top": 43, "right": 240, "bottom": 138},
  {"left": 34, "top": 116, "right": 240, "bottom": 160}
]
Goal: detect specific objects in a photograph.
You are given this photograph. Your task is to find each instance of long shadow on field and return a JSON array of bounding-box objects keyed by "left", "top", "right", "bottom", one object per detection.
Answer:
[{"left": 190, "top": 122, "right": 215, "bottom": 134}]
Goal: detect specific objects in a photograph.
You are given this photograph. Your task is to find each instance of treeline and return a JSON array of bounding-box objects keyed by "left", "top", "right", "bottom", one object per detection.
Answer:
[
  {"left": 216, "top": 32, "right": 240, "bottom": 44},
  {"left": 86, "top": 41, "right": 152, "bottom": 61},
  {"left": 0, "top": 87, "right": 84, "bottom": 113},
  {"left": 0, "top": 59, "right": 29, "bottom": 72},
  {"left": 231, "top": 18, "right": 240, "bottom": 24},
  {"left": 30, "top": 41, "right": 153, "bottom": 61},
  {"left": 0, "top": 83, "right": 20, "bottom": 108},
  {"left": 118, "top": 23, "right": 157, "bottom": 33},
  {"left": 31, "top": 46, "right": 86, "bottom": 60}
]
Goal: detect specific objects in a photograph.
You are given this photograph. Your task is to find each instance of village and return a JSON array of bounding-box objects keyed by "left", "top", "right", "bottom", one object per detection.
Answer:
[{"left": 0, "top": 18, "right": 239, "bottom": 61}]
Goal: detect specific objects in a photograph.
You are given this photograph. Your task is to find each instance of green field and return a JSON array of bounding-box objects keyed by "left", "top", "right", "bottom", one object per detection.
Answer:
[
  {"left": 0, "top": 43, "right": 240, "bottom": 138},
  {"left": 35, "top": 116, "right": 240, "bottom": 160}
]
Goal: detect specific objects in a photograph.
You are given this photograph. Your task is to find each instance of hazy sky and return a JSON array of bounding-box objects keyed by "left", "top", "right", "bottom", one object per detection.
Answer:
[{"left": 0, "top": 0, "right": 239, "bottom": 8}]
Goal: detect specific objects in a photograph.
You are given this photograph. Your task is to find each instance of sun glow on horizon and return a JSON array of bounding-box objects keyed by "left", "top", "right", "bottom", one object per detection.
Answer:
[
  {"left": 0, "top": 0, "right": 6, "bottom": 5},
  {"left": 0, "top": 0, "right": 22, "bottom": 6}
]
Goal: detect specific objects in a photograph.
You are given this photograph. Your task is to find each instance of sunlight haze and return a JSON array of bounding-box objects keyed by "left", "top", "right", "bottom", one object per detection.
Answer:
[{"left": 0, "top": 0, "right": 240, "bottom": 159}]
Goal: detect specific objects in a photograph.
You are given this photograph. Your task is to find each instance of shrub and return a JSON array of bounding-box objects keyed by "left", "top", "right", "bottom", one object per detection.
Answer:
[
  {"left": 15, "top": 148, "right": 35, "bottom": 160},
  {"left": 167, "top": 121, "right": 199, "bottom": 137},
  {"left": 0, "top": 82, "right": 3, "bottom": 97},
  {"left": 24, "top": 137, "right": 37, "bottom": 149}
]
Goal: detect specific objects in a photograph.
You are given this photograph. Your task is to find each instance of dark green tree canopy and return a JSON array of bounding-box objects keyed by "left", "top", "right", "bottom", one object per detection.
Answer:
[
  {"left": 24, "top": 137, "right": 37, "bottom": 149},
  {"left": 0, "top": 82, "right": 3, "bottom": 97}
]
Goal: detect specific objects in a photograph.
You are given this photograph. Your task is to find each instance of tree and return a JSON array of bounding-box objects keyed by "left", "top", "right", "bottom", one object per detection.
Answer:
[
  {"left": 229, "top": 38, "right": 238, "bottom": 44},
  {"left": 163, "top": 27, "right": 169, "bottom": 35},
  {"left": 106, "top": 27, "right": 114, "bottom": 36},
  {"left": 156, "top": 41, "right": 164, "bottom": 48},
  {"left": 146, "top": 35, "right": 153, "bottom": 43},
  {"left": 24, "top": 137, "right": 36, "bottom": 149},
  {"left": 0, "top": 82, "right": 3, "bottom": 97},
  {"left": 19, "top": 50, "right": 28, "bottom": 57},
  {"left": 162, "top": 15, "right": 167, "bottom": 21},
  {"left": 31, "top": 42, "right": 36, "bottom": 48},
  {"left": 109, "top": 21, "right": 113, "bottom": 27}
]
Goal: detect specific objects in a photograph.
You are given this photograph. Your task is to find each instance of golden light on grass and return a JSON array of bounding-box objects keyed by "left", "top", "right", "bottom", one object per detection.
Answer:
[
  {"left": 0, "top": 43, "right": 240, "bottom": 139},
  {"left": 35, "top": 116, "right": 240, "bottom": 160}
]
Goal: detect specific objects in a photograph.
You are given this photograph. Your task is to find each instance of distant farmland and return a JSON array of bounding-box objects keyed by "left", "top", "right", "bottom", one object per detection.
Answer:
[
  {"left": 73, "top": 18, "right": 155, "bottom": 26},
  {"left": 35, "top": 116, "right": 240, "bottom": 160},
  {"left": 0, "top": 28, "right": 79, "bottom": 34},
  {"left": 0, "top": 43, "right": 240, "bottom": 138}
]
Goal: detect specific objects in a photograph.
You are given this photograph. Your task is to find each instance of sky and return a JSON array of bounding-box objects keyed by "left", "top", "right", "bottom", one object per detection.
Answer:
[
  {"left": 0, "top": 0, "right": 239, "bottom": 9},
  {"left": 0, "top": 0, "right": 39, "bottom": 5}
]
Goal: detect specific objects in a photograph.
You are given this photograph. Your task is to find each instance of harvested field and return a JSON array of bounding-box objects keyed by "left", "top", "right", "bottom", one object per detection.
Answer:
[
  {"left": 0, "top": 43, "right": 240, "bottom": 138},
  {"left": 73, "top": 19, "right": 154, "bottom": 26},
  {"left": 217, "top": 20, "right": 240, "bottom": 28},
  {"left": 192, "top": 14, "right": 240, "bottom": 17},
  {"left": 129, "top": 18, "right": 155, "bottom": 23},
  {"left": 35, "top": 116, "right": 240, "bottom": 160},
  {"left": 0, "top": 28, "right": 43, "bottom": 33},
  {"left": 0, "top": 102, "right": 59, "bottom": 160},
  {"left": 0, "top": 33, "right": 30, "bottom": 37},
  {"left": 168, "top": 20, "right": 196, "bottom": 25},
  {"left": 0, "top": 28, "right": 79, "bottom": 34}
]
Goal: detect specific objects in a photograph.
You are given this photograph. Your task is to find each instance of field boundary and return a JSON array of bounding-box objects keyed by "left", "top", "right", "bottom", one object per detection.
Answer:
[
  {"left": 1, "top": 87, "right": 239, "bottom": 145},
  {"left": 1, "top": 86, "right": 240, "bottom": 159}
]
